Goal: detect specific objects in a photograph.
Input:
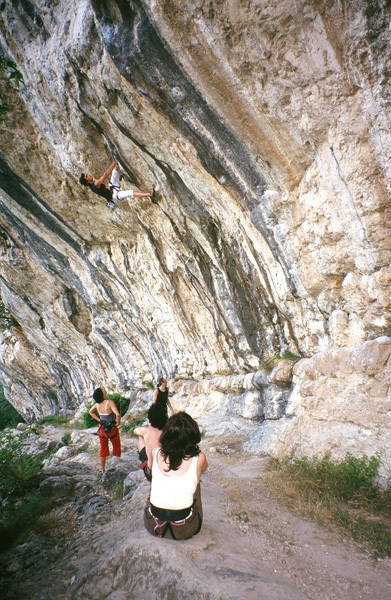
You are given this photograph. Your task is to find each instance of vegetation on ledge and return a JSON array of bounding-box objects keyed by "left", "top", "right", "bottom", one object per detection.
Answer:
[
  {"left": 0, "top": 429, "right": 54, "bottom": 553},
  {"left": 267, "top": 452, "right": 391, "bottom": 558},
  {"left": 0, "top": 383, "right": 23, "bottom": 430}
]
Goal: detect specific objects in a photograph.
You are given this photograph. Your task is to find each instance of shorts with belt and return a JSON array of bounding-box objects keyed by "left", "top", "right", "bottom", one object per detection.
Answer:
[{"left": 144, "top": 483, "right": 203, "bottom": 540}]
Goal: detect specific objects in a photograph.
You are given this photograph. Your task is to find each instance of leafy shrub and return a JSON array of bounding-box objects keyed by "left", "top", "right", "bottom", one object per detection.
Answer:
[
  {"left": 107, "top": 393, "right": 130, "bottom": 417},
  {"left": 121, "top": 411, "right": 148, "bottom": 434},
  {"left": 0, "top": 430, "right": 53, "bottom": 552},
  {"left": 0, "top": 492, "right": 55, "bottom": 553},
  {"left": 0, "top": 431, "right": 42, "bottom": 496},
  {"left": 61, "top": 432, "right": 71, "bottom": 445},
  {"left": 0, "top": 382, "right": 24, "bottom": 430},
  {"left": 77, "top": 403, "right": 96, "bottom": 429}
]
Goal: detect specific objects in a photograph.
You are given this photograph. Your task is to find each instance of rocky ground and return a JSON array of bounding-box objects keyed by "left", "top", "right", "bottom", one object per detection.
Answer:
[{"left": 1, "top": 426, "right": 390, "bottom": 600}]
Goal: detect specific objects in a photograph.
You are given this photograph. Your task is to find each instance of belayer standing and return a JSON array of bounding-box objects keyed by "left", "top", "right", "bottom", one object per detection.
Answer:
[
  {"left": 89, "top": 387, "right": 121, "bottom": 473},
  {"left": 79, "top": 161, "right": 151, "bottom": 209},
  {"left": 152, "top": 377, "right": 174, "bottom": 419}
]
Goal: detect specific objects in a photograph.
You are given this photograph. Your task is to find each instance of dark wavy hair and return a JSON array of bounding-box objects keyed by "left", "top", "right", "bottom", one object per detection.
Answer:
[
  {"left": 157, "top": 377, "right": 168, "bottom": 388},
  {"left": 160, "top": 411, "right": 201, "bottom": 471},
  {"left": 93, "top": 387, "right": 104, "bottom": 402},
  {"left": 148, "top": 403, "right": 168, "bottom": 430},
  {"left": 79, "top": 173, "right": 89, "bottom": 186}
]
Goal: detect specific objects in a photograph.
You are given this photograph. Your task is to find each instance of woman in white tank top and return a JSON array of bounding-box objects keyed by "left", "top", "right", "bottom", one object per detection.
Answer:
[{"left": 144, "top": 412, "right": 208, "bottom": 540}]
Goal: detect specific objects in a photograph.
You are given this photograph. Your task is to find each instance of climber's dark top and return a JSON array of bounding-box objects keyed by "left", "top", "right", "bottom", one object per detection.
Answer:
[{"left": 89, "top": 183, "right": 113, "bottom": 201}]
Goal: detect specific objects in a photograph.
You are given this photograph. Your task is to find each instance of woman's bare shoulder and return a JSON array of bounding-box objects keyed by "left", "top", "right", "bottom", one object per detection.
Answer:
[{"left": 198, "top": 451, "right": 208, "bottom": 471}]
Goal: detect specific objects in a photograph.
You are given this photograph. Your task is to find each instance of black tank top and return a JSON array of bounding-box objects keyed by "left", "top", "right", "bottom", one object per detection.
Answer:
[
  {"left": 155, "top": 388, "right": 168, "bottom": 409},
  {"left": 90, "top": 183, "right": 113, "bottom": 201}
]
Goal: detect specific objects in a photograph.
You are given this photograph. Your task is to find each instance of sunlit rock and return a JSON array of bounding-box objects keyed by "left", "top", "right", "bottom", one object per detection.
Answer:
[{"left": 0, "top": 1, "right": 390, "bottom": 475}]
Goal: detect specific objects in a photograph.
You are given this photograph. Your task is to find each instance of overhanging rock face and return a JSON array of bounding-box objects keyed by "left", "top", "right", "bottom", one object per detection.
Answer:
[{"left": 0, "top": 1, "right": 390, "bottom": 420}]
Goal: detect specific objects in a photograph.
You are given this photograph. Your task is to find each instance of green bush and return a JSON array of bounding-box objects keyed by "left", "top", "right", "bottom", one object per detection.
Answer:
[
  {"left": 61, "top": 432, "right": 71, "bottom": 445},
  {"left": 78, "top": 403, "right": 96, "bottom": 429},
  {"left": 0, "top": 430, "right": 53, "bottom": 552},
  {"left": 1, "top": 492, "right": 54, "bottom": 551},
  {"left": 121, "top": 411, "right": 148, "bottom": 434},
  {"left": 0, "top": 382, "right": 24, "bottom": 430},
  {"left": 0, "top": 431, "right": 41, "bottom": 495},
  {"left": 107, "top": 393, "right": 130, "bottom": 417}
]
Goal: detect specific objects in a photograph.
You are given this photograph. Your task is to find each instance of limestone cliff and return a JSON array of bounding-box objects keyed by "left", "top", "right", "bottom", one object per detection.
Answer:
[{"left": 0, "top": 0, "right": 390, "bottom": 440}]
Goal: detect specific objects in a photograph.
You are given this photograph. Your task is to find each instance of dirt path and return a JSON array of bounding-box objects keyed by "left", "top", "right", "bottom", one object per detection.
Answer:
[
  {"left": 2, "top": 429, "right": 391, "bottom": 599},
  {"left": 203, "top": 435, "right": 391, "bottom": 600}
]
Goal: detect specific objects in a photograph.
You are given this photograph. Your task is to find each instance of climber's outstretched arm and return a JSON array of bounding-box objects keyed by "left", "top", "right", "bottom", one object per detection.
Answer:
[{"left": 93, "top": 161, "right": 116, "bottom": 187}]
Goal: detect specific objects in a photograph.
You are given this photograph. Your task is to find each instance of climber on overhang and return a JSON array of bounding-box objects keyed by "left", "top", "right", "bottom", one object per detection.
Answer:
[{"left": 79, "top": 160, "right": 151, "bottom": 209}]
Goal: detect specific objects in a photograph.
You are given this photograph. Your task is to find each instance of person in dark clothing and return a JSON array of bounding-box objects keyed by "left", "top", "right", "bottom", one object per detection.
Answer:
[
  {"left": 79, "top": 161, "right": 151, "bottom": 209},
  {"left": 152, "top": 377, "right": 174, "bottom": 418}
]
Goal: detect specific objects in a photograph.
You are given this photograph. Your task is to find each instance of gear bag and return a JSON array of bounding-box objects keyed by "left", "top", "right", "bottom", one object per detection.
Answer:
[{"left": 99, "top": 419, "right": 115, "bottom": 434}]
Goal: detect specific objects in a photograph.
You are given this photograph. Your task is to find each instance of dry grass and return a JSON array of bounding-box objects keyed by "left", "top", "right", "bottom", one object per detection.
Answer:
[{"left": 265, "top": 453, "right": 391, "bottom": 558}]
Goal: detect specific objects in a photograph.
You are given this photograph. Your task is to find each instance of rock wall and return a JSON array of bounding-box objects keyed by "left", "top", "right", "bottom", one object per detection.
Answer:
[
  {"left": 244, "top": 336, "right": 391, "bottom": 483},
  {"left": 0, "top": 0, "right": 390, "bottom": 436},
  {"left": 166, "top": 337, "right": 390, "bottom": 481}
]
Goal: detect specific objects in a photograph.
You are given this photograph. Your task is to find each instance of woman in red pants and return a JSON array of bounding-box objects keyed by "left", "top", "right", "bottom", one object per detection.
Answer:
[{"left": 89, "top": 387, "right": 121, "bottom": 472}]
